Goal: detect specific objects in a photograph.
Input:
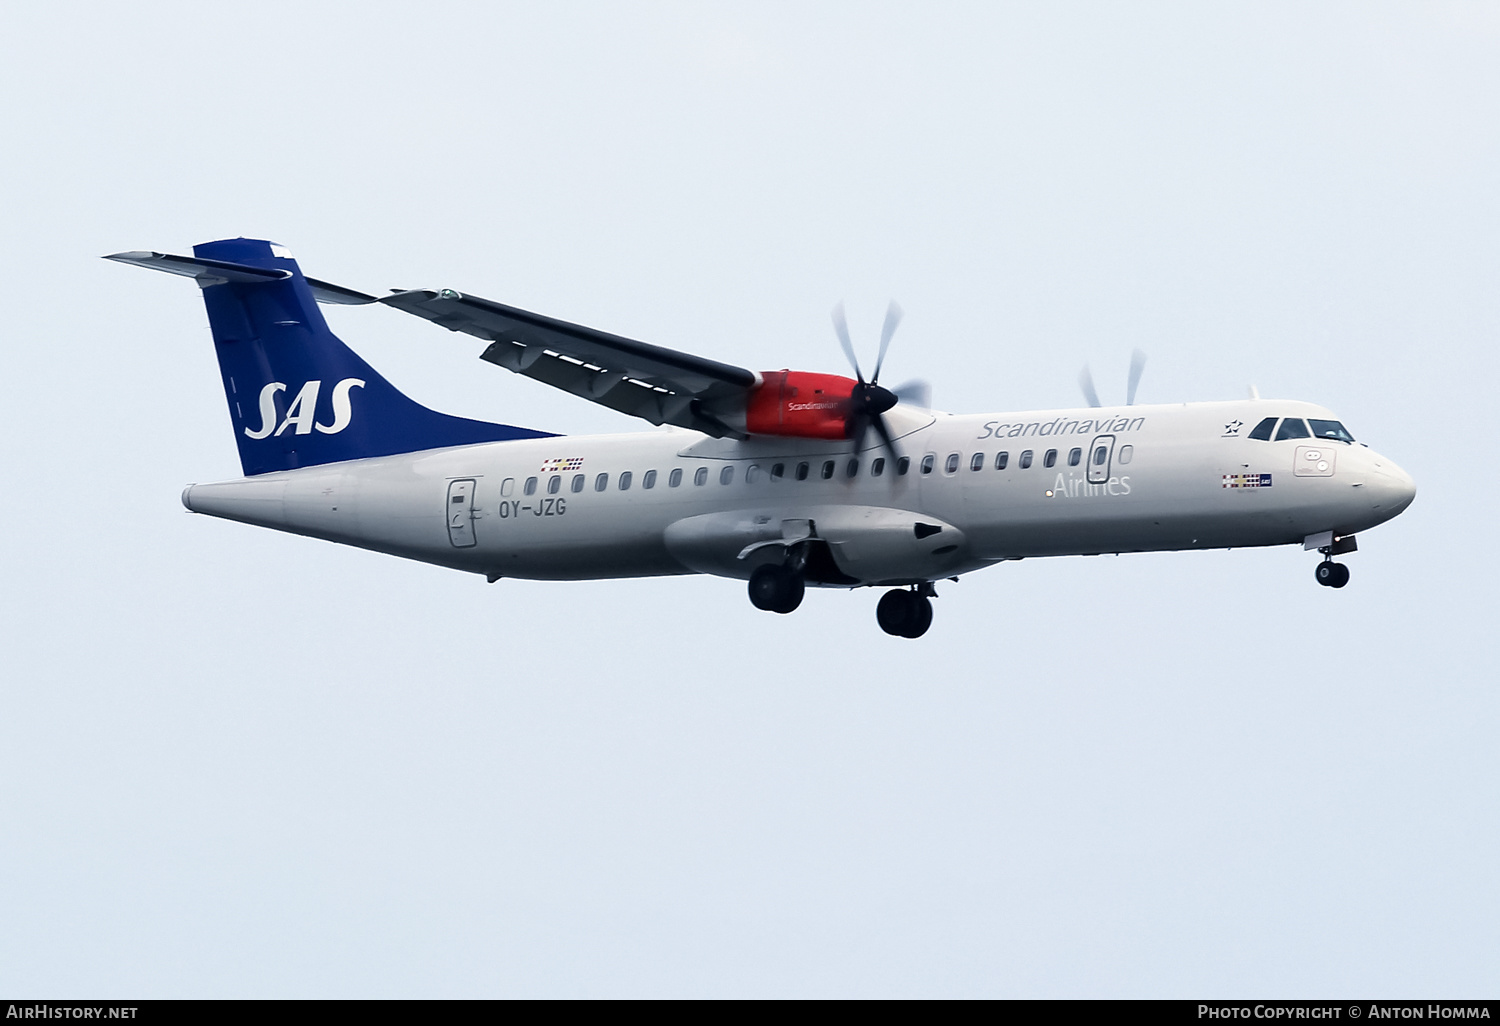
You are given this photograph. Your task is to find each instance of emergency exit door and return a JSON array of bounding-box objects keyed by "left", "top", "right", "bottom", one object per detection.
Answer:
[
  {"left": 1086, "top": 435, "right": 1115, "bottom": 485},
  {"left": 447, "top": 479, "right": 477, "bottom": 548}
]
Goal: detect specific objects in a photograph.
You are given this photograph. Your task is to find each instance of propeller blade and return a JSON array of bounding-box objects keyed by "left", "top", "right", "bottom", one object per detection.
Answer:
[
  {"left": 1079, "top": 365, "right": 1102, "bottom": 408},
  {"left": 1126, "top": 348, "right": 1147, "bottom": 406},
  {"left": 831, "top": 302, "right": 863, "bottom": 382},
  {"left": 871, "top": 300, "right": 903, "bottom": 384},
  {"left": 891, "top": 378, "right": 931, "bottom": 408},
  {"left": 848, "top": 411, "right": 871, "bottom": 453},
  {"left": 872, "top": 412, "right": 900, "bottom": 463}
]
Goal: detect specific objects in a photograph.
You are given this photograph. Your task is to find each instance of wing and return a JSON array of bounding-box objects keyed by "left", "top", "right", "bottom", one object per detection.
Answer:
[{"left": 379, "top": 288, "right": 759, "bottom": 438}]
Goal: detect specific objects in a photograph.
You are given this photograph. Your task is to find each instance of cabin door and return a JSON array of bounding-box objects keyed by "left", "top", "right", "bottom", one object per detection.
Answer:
[{"left": 447, "top": 479, "right": 477, "bottom": 548}]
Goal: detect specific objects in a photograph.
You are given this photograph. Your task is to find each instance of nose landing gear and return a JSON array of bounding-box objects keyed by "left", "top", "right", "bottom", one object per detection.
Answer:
[
  {"left": 1315, "top": 560, "right": 1350, "bottom": 588},
  {"left": 1308, "top": 533, "right": 1356, "bottom": 589},
  {"left": 876, "top": 585, "right": 935, "bottom": 638}
]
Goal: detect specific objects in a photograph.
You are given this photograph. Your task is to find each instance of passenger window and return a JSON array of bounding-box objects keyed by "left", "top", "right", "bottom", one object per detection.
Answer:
[
  {"left": 897, "top": 456, "right": 911, "bottom": 475},
  {"left": 871, "top": 458, "right": 885, "bottom": 477},
  {"left": 1093, "top": 446, "right": 1108, "bottom": 466},
  {"left": 1248, "top": 416, "right": 1278, "bottom": 441},
  {"left": 1118, "top": 445, "right": 1133, "bottom": 465},
  {"left": 970, "top": 452, "right": 985, "bottom": 471},
  {"left": 795, "top": 462, "right": 809, "bottom": 481},
  {"left": 746, "top": 464, "right": 760, "bottom": 484},
  {"left": 720, "top": 466, "right": 734, "bottom": 485},
  {"left": 1309, "top": 419, "right": 1355, "bottom": 442},
  {"left": 821, "top": 460, "right": 835, "bottom": 480},
  {"left": 548, "top": 475, "right": 562, "bottom": 494},
  {"left": 1044, "top": 449, "right": 1058, "bottom": 468},
  {"left": 594, "top": 473, "right": 608, "bottom": 492},
  {"left": 643, "top": 470, "right": 657, "bottom": 489},
  {"left": 1068, "top": 448, "right": 1082, "bottom": 467},
  {"left": 945, "top": 453, "right": 960, "bottom": 474},
  {"left": 694, "top": 467, "right": 708, "bottom": 486},
  {"left": 571, "top": 474, "right": 585, "bottom": 493},
  {"left": 619, "top": 471, "right": 633, "bottom": 490},
  {"left": 921, "top": 454, "right": 936, "bottom": 475},
  {"left": 1020, "top": 450, "right": 1033, "bottom": 469},
  {"left": 1276, "top": 418, "right": 1311, "bottom": 441},
  {"left": 771, "top": 463, "right": 785, "bottom": 481},
  {"left": 524, "top": 477, "right": 538, "bottom": 496},
  {"left": 669, "top": 468, "right": 683, "bottom": 487},
  {"left": 995, "top": 452, "right": 1008, "bottom": 470},
  {"left": 846, "top": 459, "right": 859, "bottom": 478},
  {"left": 501, "top": 477, "right": 515, "bottom": 497}
]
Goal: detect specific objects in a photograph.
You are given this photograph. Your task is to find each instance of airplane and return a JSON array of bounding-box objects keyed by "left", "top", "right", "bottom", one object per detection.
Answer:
[{"left": 107, "top": 237, "right": 1417, "bottom": 638}]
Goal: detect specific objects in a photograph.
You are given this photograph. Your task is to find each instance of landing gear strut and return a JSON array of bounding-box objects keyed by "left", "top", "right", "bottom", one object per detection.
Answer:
[
  {"left": 1315, "top": 560, "right": 1350, "bottom": 589},
  {"left": 748, "top": 564, "right": 805, "bottom": 613},
  {"left": 1312, "top": 535, "right": 1355, "bottom": 589},
  {"left": 876, "top": 585, "right": 935, "bottom": 638}
]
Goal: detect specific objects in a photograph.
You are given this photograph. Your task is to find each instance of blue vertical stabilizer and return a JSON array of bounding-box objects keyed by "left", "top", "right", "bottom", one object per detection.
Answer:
[{"left": 113, "top": 237, "right": 553, "bottom": 476}]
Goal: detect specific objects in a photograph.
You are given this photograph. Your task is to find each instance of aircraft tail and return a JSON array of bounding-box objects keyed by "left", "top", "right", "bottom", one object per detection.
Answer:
[{"left": 108, "top": 238, "right": 552, "bottom": 476}]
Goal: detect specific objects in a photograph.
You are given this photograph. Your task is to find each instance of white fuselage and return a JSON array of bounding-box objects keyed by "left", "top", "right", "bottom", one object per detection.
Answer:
[{"left": 182, "top": 399, "right": 1416, "bottom": 587}]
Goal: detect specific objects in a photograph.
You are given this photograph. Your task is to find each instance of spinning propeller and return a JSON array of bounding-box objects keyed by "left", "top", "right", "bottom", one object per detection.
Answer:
[
  {"left": 1079, "top": 348, "right": 1148, "bottom": 408},
  {"left": 831, "top": 302, "right": 930, "bottom": 459}
]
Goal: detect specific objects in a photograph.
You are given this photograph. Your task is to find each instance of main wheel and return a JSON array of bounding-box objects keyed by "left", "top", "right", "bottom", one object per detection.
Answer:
[
  {"left": 774, "top": 572, "right": 805, "bottom": 612},
  {"left": 748, "top": 565, "right": 804, "bottom": 613},
  {"left": 878, "top": 589, "right": 933, "bottom": 637},
  {"left": 902, "top": 595, "right": 933, "bottom": 638}
]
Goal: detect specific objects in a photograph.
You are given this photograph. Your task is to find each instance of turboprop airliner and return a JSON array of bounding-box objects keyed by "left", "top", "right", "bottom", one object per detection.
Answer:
[{"left": 108, "top": 238, "right": 1416, "bottom": 638}]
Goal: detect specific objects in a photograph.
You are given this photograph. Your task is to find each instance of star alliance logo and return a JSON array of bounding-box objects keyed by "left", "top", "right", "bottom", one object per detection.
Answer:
[{"left": 1222, "top": 419, "right": 1244, "bottom": 437}]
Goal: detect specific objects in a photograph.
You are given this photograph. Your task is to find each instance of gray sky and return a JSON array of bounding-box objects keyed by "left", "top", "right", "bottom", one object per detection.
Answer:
[{"left": 1, "top": 1, "right": 1495, "bottom": 997}]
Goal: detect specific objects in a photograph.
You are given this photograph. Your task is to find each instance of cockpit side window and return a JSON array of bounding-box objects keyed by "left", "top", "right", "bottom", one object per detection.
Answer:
[
  {"left": 1248, "top": 417, "right": 1278, "bottom": 441},
  {"left": 1275, "top": 418, "right": 1311, "bottom": 441},
  {"left": 1308, "top": 419, "right": 1355, "bottom": 443}
]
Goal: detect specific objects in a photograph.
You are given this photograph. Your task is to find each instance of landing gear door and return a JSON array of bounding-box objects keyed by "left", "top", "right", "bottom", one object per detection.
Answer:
[
  {"left": 447, "top": 479, "right": 477, "bottom": 548},
  {"left": 1086, "top": 435, "right": 1115, "bottom": 485}
]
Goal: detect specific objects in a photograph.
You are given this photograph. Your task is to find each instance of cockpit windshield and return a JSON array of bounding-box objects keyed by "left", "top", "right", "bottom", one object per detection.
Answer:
[
  {"left": 1308, "top": 419, "right": 1355, "bottom": 443},
  {"left": 1275, "top": 418, "right": 1311, "bottom": 441}
]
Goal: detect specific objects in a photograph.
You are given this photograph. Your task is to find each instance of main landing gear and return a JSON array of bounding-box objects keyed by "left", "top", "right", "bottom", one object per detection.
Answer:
[
  {"left": 747, "top": 565, "right": 938, "bottom": 638},
  {"left": 876, "top": 585, "right": 935, "bottom": 639},
  {"left": 748, "top": 563, "right": 805, "bottom": 614}
]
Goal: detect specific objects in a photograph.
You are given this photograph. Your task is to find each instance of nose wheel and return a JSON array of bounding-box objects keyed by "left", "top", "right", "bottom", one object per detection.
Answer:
[
  {"left": 1315, "top": 560, "right": 1350, "bottom": 588},
  {"left": 876, "top": 587, "right": 934, "bottom": 638}
]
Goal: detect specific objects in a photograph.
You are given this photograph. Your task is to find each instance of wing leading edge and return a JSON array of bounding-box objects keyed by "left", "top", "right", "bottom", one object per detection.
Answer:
[{"left": 379, "top": 288, "right": 760, "bottom": 438}]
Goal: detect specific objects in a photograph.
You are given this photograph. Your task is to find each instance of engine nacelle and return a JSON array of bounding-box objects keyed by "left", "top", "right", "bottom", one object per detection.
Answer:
[{"left": 745, "top": 370, "right": 856, "bottom": 439}]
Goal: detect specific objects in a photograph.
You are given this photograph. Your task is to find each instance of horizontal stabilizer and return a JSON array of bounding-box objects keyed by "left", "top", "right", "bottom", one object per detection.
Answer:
[{"left": 104, "top": 251, "right": 377, "bottom": 305}]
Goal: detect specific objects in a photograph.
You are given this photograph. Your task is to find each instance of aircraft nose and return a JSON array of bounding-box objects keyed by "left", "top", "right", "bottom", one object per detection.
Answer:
[{"left": 1369, "top": 457, "right": 1416, "bottom": 516}]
